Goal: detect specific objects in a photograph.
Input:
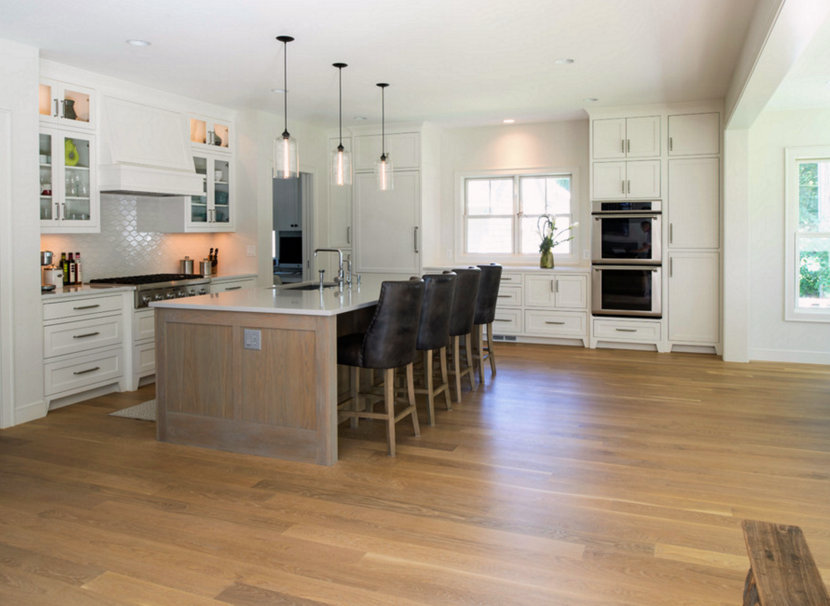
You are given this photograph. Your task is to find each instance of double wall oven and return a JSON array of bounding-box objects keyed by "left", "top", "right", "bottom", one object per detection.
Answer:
[{"left": 591, "top": 201, "right": 662, "bottom": 318}]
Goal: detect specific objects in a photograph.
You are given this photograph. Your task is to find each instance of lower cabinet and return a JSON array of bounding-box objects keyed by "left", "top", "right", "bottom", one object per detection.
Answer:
[
  {"left": 211, "top": 275, "right": 257, "bottom": 292},
  {"left": 591, "top": 317, "right": 663, "bottom": 349},
  {"left": 130, "top": 308, "right": 155, "bottom": 389},
  {"left": 667, "top": 251, "right": 720, "bottom": 349},
  {"left": 42, "top": 292, "right": 128, "bottom": 408}
]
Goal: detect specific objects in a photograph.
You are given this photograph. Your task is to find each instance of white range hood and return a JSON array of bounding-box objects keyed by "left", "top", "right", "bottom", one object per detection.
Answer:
[{"left": 98, "top": 96, "right": 203, "bottom": 197}]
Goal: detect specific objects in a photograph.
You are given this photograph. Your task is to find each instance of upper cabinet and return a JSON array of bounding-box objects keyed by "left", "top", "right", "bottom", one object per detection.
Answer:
[
  {"left": 592, "top": 116, "right": 660, "bottom": 160},
  {"left": 39, "top": 79, "right": 95, "bottom": 130},
  {"left": 592, "top": 159, "right": 661, "bottom": 200},
  {"left": 353, "top": 132, "right": 420, "bottom": 171},
  {"left": 667, "top": 113, "right": 719, "bottom": 156},
  {"left": 189, "top": 115, "right": 231, "bottom": 152},
  {"left": 39, "top": 128, "right": 99, "bottom": 233}
]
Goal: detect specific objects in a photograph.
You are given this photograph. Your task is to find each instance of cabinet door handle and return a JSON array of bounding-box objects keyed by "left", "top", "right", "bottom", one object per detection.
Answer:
[
  {"left": 73, "top": 331, "right": 100, "bottom": 339},
  {"left": 60, "top": 202, "right": 66, "bottom": 220},
  {"left": 626, "top": 139, "right": 630, "bottom": 153},
  {"left": 225, "top": 286, "right": 242, "bottom": 291},
  {"left": 73, "top": 366, "right": 100, "bottom": 376},
  {"left": 621, "top": 139, "right": 625, "bottom": 154},
  {"left": 626, "top": 180, "right": 631, "bottom": 194},
  {"left": 73, "top": 304, "right": 100, "bottom": 310},
  {"left": 615, "top": 328, "right": 637, "bottom": 333},
  {"left": 53, "top": 99, "right": 59, "bottom": 117},
  {"left": 621, "top": 180, "right": 626, "bottom": 194},
  {"left": 54, "top": 202, "right": 60, "bottom": 220},
  {"left": 545, "top": 321, "right": 566, "bottom": 325},
  {"left": 669, "top": 136, "right": 673, "bottom": 152},
  {"left": 555, "top": 279, "right": 559, "bottom": 293},
  {"left": 413, "top": 226, "right": 419, "bottom": 254},
  {"left": 670, "top": 258, "right": 673, "bottom": 278},
  {"left": 346, "top": 226, "right": 351, "bottom": 244},
  {"left": 669, "top": 223, "right": 673, "bottom": 244}
]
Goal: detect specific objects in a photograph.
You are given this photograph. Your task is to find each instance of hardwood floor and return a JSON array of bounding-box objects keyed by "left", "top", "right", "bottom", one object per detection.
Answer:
[{"left": 1, "top": 344, "right": 829, "bottom": 605}]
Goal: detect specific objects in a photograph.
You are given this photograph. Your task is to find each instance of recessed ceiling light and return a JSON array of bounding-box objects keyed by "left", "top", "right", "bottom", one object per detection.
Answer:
[
  {"left": 503, "top": 119, "right": 515, "bottom": 124},
  {"left": 555, "top": 58, "right": 575, "bottom": 65},
  {"left": 584, "top": 97, "right": 599, "bottom": 102},
  {"left": 126, "top": 39, "right": 151, "bottom": 47},
  {"left": 270, "top": 87, "right": 286, "bottom": 94}
]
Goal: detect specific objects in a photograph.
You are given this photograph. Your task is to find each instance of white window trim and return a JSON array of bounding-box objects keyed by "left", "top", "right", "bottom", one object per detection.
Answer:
[
  {"left": 784, "top": 145, "right": 830, "bottom": 323},
  {"left": 455, "top": 167, "right": 580, "bottom": 266}
]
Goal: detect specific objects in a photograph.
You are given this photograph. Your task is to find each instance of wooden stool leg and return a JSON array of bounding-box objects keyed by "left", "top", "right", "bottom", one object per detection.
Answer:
[
  {"left": 475, "top": 324, "right": 485, "bottom": 386},
  {"left": 465, "top": 332, "right": 477, "bottom": 391},
  {"left": 439, "top": 346, "right": 451, "bottom": 410},
  {"left": 486, "top": 322, "right": 496, "bottom": 377},
  {"left": 350, "top": 366, "right": 360, "bottom": 429},
  {"left": 424, "top": 350, "right": 435, "bottom": 426},
  {"left": 452, "top": 336, "right": 463, "bottom": 403},
  {"left": 384, "top": 368, "right": 396, "bottom": 456},
  {"left": 406, "top": 363, "right": 420, "bottom": 437}
]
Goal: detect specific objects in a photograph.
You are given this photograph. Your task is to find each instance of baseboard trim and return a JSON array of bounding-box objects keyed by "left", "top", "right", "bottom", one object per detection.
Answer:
[
  {"left": 749, "top": 348, "right": 830, "bottom": 365},
  {"left": 12, "top": 399, "right": 47, "bottom": 427}
]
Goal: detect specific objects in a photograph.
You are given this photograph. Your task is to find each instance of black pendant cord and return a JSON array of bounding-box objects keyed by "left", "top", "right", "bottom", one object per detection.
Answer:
[
  {"left": 277, "top": 36, "right": 294, "bottom": 139},
  {"left": 334, "top": 63, "right": 347, "bottom": 151},
  {"left": 378, "top": 83, "right": 389, "bottom": 161}
]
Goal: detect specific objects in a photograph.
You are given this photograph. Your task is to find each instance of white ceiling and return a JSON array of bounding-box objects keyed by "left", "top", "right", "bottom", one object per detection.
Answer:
[
  {"left": 0, "top": 0, "right": 764, "bottom": 128},
  {"left": 767, "top": 11, "right": 830, "bottom": 111}
]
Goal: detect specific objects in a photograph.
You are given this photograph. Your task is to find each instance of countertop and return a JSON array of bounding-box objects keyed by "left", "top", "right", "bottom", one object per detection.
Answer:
[
  {"left": 150, "top": 274, "right": 399, "bottom": 316},
  {"left": 423, "top": 265, "right": 591, "bottom": 274},
  {"left": 41, "top": 285, "right": 135, "bottom": 300}
]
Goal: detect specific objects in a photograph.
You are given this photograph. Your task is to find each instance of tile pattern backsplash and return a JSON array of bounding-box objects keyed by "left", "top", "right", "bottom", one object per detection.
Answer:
[{"left": 41, "top": 195, "right": 235, "bottom": 279}]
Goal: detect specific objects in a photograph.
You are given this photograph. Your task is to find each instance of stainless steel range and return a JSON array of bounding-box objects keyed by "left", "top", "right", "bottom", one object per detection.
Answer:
[{"left": 89, "top": 273, "right": 211, "bottom": 308}]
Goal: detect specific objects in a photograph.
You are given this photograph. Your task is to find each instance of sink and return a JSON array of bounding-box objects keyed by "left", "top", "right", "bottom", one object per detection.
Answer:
[{"left": 281, "top": 282, "right": 339, "bottom": 291}]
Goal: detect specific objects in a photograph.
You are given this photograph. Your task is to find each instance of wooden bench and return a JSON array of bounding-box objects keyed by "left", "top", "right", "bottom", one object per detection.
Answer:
[{"left": 742, "top": 520, "right": 830, "bottom": 605}]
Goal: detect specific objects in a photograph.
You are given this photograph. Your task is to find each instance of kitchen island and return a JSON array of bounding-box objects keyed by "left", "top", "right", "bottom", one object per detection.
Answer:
[{"left": 151, "top": 276, "right": 391, "bottom": 465}]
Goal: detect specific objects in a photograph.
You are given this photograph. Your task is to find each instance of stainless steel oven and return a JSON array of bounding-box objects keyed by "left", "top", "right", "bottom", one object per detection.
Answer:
[
  {"left": 592, "top": 265, "right": 662, "bottom": 317},
  {"left": 591, "top": 200, "right": 662, "bottom": 265}
]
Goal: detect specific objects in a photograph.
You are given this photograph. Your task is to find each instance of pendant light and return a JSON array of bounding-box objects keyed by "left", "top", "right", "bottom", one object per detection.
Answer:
[
  {"left": 331, "top": 63, "right": 352, "bottom": 186},
  {"left": 375, "top": 83, "right": 394, "bottom": 191},
  {"left": 274, "top": 35, "right": 298, "bottom": 179}
]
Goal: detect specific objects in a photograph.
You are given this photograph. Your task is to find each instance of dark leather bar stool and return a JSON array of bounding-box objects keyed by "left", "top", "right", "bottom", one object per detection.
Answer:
[
  {"left": 412, "top": 272, "right": 456, "bottom": 425},
  {"left": 337, "top": 279, "right": 424, "bottom": 456},
  {"left": 445, "top": 267, "right": 481, "bottom": 403},
  {"left": 473, "top": 263, "right": 503, "bottom": 385}
]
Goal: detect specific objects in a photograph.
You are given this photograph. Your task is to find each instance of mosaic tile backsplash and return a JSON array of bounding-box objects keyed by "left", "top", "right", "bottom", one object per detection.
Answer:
[{"left": 41, "top": 195, "right": 251, "bottom": 280}]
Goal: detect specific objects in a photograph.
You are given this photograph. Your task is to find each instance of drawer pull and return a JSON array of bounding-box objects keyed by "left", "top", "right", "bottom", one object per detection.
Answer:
[
  {"left": 497, "top": 295, "right": 511, "bottom": 298},
  {"left": 501, "top": 277, "right": 513, "bottom": 281},
  {"left": 545, "top": 321, "right": 566, "bottom": 325},
  {"left": 73, "top": 304, "right": 100, "bottom": 310},
  {"left": 72, "top": 331, "right": 100, "bottom": 339},
  {"left": 225, "top": 286, "right": 242, "bottom": 291},
  {"left": 494, "top": 319, "right": 511, "bottom": 323},
  {"left": 73, "top": 366, "right": 100, "bottom": 376},
  {"left": 615, "top": 328, "right": 637, "bottom": 333}
]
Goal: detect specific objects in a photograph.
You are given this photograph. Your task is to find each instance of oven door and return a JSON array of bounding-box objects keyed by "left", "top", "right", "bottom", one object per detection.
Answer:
[
  {"left": 592, "top": 265, "right": 662, "bottom": 318},
  {"left": 591, "top": 213, "right": 662, "bottom": 265}
]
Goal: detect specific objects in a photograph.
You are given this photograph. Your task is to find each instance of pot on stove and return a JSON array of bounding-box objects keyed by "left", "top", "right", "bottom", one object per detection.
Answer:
[{"left": 179, "top": 256, "right": 194, "bottom": 274}]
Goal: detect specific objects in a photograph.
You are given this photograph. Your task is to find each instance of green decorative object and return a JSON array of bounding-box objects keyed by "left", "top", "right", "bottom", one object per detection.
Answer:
[
  {"left": 64, "top": 139, "right": 79, "bottom": 166},
  {"left": 537, "top": 214, "right": 575, "bottom": 269}
]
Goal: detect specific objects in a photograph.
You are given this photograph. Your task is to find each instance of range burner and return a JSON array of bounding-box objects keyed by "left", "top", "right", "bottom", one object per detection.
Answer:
[{"left": 89, "top": 273, "right": 211, "bottom": 308}]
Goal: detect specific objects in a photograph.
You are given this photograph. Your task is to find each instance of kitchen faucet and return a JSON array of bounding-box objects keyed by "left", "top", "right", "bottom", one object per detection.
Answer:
[{"left": 313, "top": 248, "right": 344, "bottom": 285}]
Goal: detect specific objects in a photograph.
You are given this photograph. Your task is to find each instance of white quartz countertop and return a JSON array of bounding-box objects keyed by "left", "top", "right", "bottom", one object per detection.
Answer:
[
  {"left": 41, "top": 284, "right": 135, "bottom": 300},
  {"left": 150, "top": 274, "right": 402, "bottom": 316},
  {"left": 423, "top": 265, "right": 590, "bottom": 273}
]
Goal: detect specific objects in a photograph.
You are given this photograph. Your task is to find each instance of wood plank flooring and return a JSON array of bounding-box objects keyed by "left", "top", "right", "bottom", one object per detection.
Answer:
[{"left": 1, "top": 343, "right": 829, "bottom": 605}]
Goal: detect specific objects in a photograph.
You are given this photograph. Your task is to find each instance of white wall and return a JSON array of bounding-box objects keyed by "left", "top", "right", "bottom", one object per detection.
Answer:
[
  {"left": 432, "top": 119, "right": 590, "bottom": 267},
  {"left": 747, "top": 107, "right": 830, "bottom": 363},
  {"left": 0, "top": 39, "right": 43, "bottom": 427}
]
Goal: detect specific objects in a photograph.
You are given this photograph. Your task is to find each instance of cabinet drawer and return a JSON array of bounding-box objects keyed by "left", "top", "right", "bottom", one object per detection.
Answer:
[
  {"left": 593, "top": 318, "right": 661, "bottom": 342},
  {"left": 499, "top": 272, "right": 521, "bottom": 286},
  {"left": 43, "top": 293, "right": 124, "bottom": 321},
  {"left": 44, "top": 347, "right": 123, "bottom": 396},
  {"left": 213, "top": 278, "right": 255, "bottom": 292},
  {"left": 525, "top": 310, "right": 587, "bottom": 338},
  {"left": 43, "top": 314, "right": 122, "bottom": 358},
  {"left": 133, "top": 309, "right": 155, "bottom": 341},
  {"left": 133, "top": 341, "right": 156, "bottom": 375},
  {"left": 491, "top": 309, "right": 522, "bottom": 335},
  {"left": 496, "top": 285, "right": 522, "bottom": 308}
]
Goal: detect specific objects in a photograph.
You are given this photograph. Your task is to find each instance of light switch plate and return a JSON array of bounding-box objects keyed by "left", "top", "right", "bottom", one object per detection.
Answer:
[
  {"left": 243, "top": 328, "right": 261, "bottom": 350},
  {"left": 246, "top": 245, "right": 256, "bottom": 257}
]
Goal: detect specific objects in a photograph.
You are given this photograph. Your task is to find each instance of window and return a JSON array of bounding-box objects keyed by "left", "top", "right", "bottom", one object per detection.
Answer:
[
  {"left": 463, "top": 173, "right": 574, "bottom": 258},
  {"left": 785, "top": 147, "right": 830, "bottom": 321}
]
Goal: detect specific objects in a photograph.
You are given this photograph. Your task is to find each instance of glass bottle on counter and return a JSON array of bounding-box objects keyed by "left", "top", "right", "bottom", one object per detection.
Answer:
[
  {"left": 60, "top": 252, "right": 68, "bottom": 285},
  {"left": 67, "top": 253, "right": 76, "bottom": 285},
  {"left": 74, "top": 252, "right": 82, "bottom": 285}
]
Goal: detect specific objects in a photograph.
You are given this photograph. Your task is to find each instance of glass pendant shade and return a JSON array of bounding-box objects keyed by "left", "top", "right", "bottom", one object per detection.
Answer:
[
  {"left": 274, "top": 132, "right": 299, "bottom": 179},
  {"left": 274, "top": 35, "right": 298, "bottom": 179},
  {"left": 331, "top": 144, "right": 352, "bottom": 185},
  {"left": 376, "top": 153, "right": 394, "bottom": 191}
]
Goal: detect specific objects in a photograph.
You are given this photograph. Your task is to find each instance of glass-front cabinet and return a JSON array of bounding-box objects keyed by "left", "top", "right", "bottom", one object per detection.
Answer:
[
  {"left": 38, "top": 79, "right": 95, "bottom": 130},
  {"left": 189, "top": 116, "right": 230, "bottom": 152},
  {"left": 188, "top": 153, "right": 231, "bottom": 231},
  {"left": 39, "top": 128, "right": 99, "bottom": 233}
]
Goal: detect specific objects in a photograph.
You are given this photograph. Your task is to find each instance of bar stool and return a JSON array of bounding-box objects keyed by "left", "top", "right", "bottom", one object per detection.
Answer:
[
  {"left": 337, "top": 279, "right": 424, "bottom": 456},
  {"left": 413, "top": 272, "right": 456, "bottom": 425},
  {"left": 473, "top": 263, "right": 502, "bottom": 386},
  {"left": 445, "top": 267, "right": 481, "bottom": 403}
]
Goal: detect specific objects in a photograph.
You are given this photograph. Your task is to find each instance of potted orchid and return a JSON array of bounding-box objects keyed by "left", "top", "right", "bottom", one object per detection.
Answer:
[{"left": 537, "top": 214, "right": 575, "bottom": 268}]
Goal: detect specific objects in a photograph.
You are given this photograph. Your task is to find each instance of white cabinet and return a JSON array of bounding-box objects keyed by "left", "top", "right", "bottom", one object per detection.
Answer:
[
  {"left": 525, "top": 274, "right": 587, "bottom": 309},
  {"left": 593, "top": 160, "right": 660, "bottom": 200},
  {"left": 39, "top": 128, "right": 99, "bottom": 233},
  {"left": 136, "top": 152, "right": 233, "bottom": 233},
  {"left": 38, "top": 79, "right": 95, "bottom": 130},
  {"left": 668, "top": 251, "right": 719, "bottom": 345},
  {"left": 212, "top": 276, "right": 256, "bottom": 292},
  {"left": 354, "top": 170, "right": 421, "bottom": 274},
  {"left": 328, "top": 136, "right": 353, "bottom": 248},
  {"left": 42, "top": 292, "right": 127, "bottom": 407},
  {"left": 591, "top": 317, "right": 663, "bottom": 348},
  {"left": 131, "top": 308, "right": 156, "bottom": 388},
  {"left": 668, "top": 113, "right": 719, "bottom": 156},
  {"left": 667, "top": 157, "right": 719, "bottom": 249},
  {"left": 354, "top": 132, "right": 420, "bottom": 170},
  {"left": 189, "top": 115, "right": 231, "bottom": 152},
  {"left": 592, "top": 116, "right": 660, "bottom": 159}
]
